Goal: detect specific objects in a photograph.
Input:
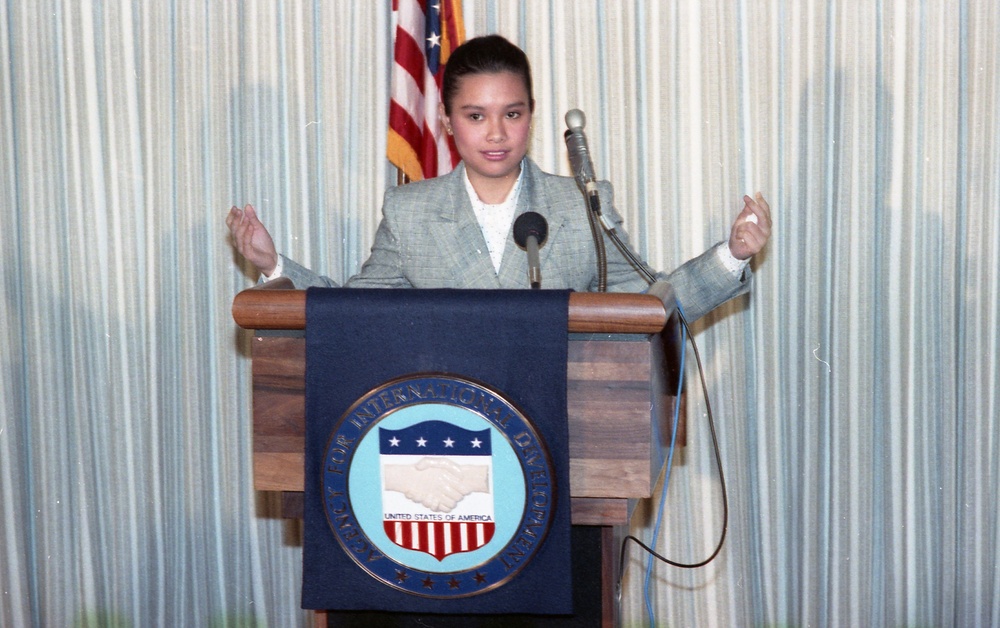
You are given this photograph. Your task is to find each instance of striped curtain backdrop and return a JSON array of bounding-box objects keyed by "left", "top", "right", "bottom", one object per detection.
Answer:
[{"left": 2, "top": 1, "right": 998, "bottom": 626}]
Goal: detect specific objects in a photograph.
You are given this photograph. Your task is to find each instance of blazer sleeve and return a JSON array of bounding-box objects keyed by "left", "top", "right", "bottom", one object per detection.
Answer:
[
  {"left": 594, "top": 180, "right": 752, "bottom": 322},
  {"left": 655, "top": 243, "right": 752, "bottom": 322},
  {"left": 275, "top": 254, "right": 340, "bottom": 289},
  {"left": 344, "top": 190, "right": 414, "bottom": 289}
]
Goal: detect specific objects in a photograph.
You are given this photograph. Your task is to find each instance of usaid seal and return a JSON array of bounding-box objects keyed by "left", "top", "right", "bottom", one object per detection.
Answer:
[{"left": 321, "top": 373, "right": 557, "bottom": 598}]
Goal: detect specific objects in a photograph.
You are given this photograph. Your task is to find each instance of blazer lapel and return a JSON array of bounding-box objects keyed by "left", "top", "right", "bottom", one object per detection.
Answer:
[
  {"left": 436, "top": 166, "right": 503, "bottom": 289},
  {"left": 497, "top": 161, "right": 568, "bottom": 288}
]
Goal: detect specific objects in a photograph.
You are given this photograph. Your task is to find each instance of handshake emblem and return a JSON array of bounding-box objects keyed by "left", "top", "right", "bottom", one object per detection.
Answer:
[{"left": 383, "top": 457, "right": 491, "bottom": 513}]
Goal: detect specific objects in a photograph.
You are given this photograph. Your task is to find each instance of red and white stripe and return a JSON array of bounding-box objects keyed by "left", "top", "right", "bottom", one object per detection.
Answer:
[
  {"left": 385, "top": 519, "right": 494, "bottom": 561},
  {"left": 387, "top": 0, "right": 463, "bottom": 181}
]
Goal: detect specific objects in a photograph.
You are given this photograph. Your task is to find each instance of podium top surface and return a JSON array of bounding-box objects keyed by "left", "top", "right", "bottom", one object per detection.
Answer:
[{"left": 232, "top": 279, "right": 671, "bottom": 334}]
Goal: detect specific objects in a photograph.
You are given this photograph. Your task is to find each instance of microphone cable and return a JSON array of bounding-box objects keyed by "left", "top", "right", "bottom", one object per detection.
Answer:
[
  {"left": 584, "top": 193, "right": 609, "bottom": 292},
  {"left": 580, "top": 186, "right": 663, "bottom": 291},
  {"left": 595, "top": 206, "right": 659, "bottom": 286},
  {"left": 615, "top": 304, "right": 730, "bottom": 609}
]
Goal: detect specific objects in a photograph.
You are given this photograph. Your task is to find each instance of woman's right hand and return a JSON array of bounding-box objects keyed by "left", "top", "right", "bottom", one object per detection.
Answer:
[{"left": 226, "top": 204, "right": 278, "bottom": 276}]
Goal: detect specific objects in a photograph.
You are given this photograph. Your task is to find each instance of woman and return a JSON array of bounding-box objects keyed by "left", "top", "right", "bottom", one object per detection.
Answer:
[{"left": 227, "top": 34, "right": 771, "bottom": 322}]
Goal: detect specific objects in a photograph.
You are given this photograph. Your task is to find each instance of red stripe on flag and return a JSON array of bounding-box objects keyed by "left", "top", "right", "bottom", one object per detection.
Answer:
[
  {"left": 419, "top": 121, "right": 440, "bottom": 180},
  {"left": 388, "top": 100, "right": 423, "bottom": 152},
  {"left": 393, "top": 27, "right": 427, "bottom": 89}
]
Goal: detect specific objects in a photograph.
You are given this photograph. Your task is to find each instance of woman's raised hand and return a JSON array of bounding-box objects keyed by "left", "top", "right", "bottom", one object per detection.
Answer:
[{"left": 226, "top": 204, "right": 279, "bottom": 276}]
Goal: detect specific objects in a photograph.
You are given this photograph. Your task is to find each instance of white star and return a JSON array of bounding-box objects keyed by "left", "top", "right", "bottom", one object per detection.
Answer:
[
  {"left": 389, "top": 437, "right": 400, "bottom": 447},
  {"left": 427, "top": 32, "right": 441, "bottom": 49},
  {"left": 471, "top": 438, "right": 482, "bottom": 448},
  {"left": 443, "top": 437, "right": 455, "bottom": 448},
  {"left": 416, "top": 437, "right": 427, "bottom": 447}
]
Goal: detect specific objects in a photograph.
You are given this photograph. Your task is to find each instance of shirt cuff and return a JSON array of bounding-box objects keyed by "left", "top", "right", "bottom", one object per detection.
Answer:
[
  {"left": 262, "top": 255, "right": 284, "bottom": 281},
  {"left": 717, "top": 244, "right": 750, "bottom": 278}
]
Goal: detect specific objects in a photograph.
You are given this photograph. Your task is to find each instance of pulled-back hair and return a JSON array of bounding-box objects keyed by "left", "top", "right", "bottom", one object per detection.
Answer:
[{"left": 441, "top": 34, "right": 534, "bottom": 115}]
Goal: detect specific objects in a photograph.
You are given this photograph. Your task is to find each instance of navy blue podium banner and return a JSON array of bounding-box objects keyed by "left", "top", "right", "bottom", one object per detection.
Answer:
[{"left": 302, "top": 288, "right": 573, "bottom": 615}]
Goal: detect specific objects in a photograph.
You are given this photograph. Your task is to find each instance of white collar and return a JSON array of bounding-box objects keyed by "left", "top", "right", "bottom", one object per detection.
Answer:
[
  {"left": 462, "top": 161, "right": 526, "bottom": 272},
  {"left": 461, "top": 160, "right": 526, "bottom": 210}
]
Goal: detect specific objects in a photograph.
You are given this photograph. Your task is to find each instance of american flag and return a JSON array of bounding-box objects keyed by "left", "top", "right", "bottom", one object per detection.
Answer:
[{"left": 387, "top": 0, "right": 465, "bottom": 181}]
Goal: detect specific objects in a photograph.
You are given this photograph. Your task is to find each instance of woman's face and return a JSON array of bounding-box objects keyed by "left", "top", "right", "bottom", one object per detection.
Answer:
[{"left": 440, "top": 71, "right": 532, "bottom": 199}]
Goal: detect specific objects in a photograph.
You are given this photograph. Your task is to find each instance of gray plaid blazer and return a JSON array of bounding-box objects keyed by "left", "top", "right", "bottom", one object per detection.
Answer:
[{"left": 279, "top": 158, "right": 750, "bottom": 322}]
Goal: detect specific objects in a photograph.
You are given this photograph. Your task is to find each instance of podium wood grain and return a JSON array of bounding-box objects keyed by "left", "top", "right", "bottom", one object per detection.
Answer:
[
  {"left": 249, "top": 331, "right": 679, "bottom": 526},
  {"left": 236, "top": 282, "right": 682, "bottom": 526}
]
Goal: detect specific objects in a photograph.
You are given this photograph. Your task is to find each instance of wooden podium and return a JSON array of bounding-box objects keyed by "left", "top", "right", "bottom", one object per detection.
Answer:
[{"left": 232, "top": 279, "right": 684, "bottom": 627}]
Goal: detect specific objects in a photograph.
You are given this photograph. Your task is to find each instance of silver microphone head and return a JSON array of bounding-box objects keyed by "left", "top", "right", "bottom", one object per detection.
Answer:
[
  {"left": 564, "top": 109, "right": 596, "bottom": 190},
  {"left": 565, "top": 108, "right": 586, "bottom": 131}
]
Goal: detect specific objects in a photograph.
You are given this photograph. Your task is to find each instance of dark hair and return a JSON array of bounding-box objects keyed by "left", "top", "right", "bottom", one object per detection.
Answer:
[{"left": 441, "top": 35, "right": 534, "bottom": 115}]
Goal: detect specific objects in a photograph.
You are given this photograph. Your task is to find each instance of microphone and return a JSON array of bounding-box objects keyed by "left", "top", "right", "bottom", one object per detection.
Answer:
[
  {"left": 564, "top": 109, "right": 598, "bottom": 196},
  {"left": 563, "top": 108, "right": 657, "bottom": 289},
  {"left": 565, "top": 108, "right": 616, "bottom": 233},
  {"left": 513, "top": 212, "right": 549, "bottom": 289}
]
